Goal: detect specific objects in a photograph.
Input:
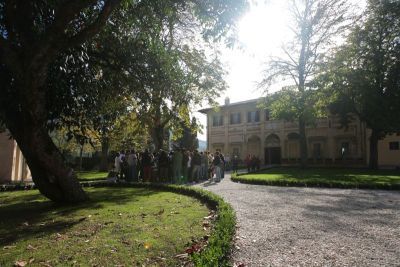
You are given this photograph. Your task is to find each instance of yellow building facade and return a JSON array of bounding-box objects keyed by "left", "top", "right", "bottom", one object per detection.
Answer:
[
  {"left": 200, "top": 98, "right": 400, "bottom": 168},
  {"left": 0, "top": 131, "right": 32, "bottom": 183}
]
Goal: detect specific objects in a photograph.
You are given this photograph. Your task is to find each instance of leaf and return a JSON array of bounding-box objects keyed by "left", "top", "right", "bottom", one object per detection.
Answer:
[
  {"left": 143, "top": 242, "right": 151, "bottom": 250},
  {"left": 174, "top": 253, "right": 189, "bottom": 259},
  {"left": 39, "top": 262, "right": 53, "bottom": 267},
  {"left": 3, "top": 245, "right": 16, "bottom": 250},
  {"left": 14, "top": 260, "right": 27, "bottom": 267},
  {"left": 27, "top": 244, "right": 37, "bottom": 250}
]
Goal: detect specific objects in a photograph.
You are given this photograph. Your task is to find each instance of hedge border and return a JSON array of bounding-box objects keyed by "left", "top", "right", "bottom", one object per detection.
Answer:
[
  {"left": 231, "top": 172, "right": 400, "bottom": 190},
  {"left": 0, "top": 181, "right": 236, "bottom": 267}
]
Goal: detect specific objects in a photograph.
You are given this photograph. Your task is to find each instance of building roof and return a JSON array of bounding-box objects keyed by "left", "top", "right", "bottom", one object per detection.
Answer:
[{"left": 198, "top": 98, "right": 262, "bottom": 114}]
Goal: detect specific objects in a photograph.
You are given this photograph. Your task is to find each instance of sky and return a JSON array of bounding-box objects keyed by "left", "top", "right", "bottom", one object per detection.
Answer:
[{"left": 195, "top": 0, "right": 367, "bottom": 141}]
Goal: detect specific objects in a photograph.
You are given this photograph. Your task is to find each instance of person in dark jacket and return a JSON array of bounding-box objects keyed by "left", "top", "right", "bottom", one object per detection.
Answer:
[
  {"left": 141, "top": 149, "right": 152, "bottom": 182},
  {"left": 191, "top": 150, "right": 201, "bottom": 182},
  {"left": 158, "top": 149, "right": 169, "bottom": 182}
]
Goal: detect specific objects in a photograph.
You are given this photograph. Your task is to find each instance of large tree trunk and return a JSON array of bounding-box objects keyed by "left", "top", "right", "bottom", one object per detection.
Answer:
[
  {"left": 369, "top": 129, "right": 379, "bottom": 169},
  {"left": 5, "top": 109, "right": 88, "bottom": 203},
  {"left": 298, "top": 114, "right": 308, "bottom": 168},
  {"left": 152, "top": 125, "right": 164, "bottom": 151},
  {"left": 99, "top": 136, "right": 109, "bottom": 172}
]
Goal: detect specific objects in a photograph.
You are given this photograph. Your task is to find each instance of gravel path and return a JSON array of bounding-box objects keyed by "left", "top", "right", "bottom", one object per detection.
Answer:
[{"left": 197, "top": 174, "right": 400, "bottom": 266}]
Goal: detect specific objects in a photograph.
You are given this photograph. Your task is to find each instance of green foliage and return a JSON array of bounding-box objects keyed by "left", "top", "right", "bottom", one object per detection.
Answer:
[
  {"left": 174, "top": 117, "right": 200, "bottom": 150},
  {"left": 232, "top": 167, "right": 400, "bottom": 190},
  {"left": 319, "top": 0, "right": 400, "bottom": 132},
  {"left": 0, "top": 0, "right": 248, "bottom": 149},
  {"left": 259, "top": 0, "right": 356, "bottom": 167},
  {"left": 264, "top": 86, "right": 328, "bottom": 125}
]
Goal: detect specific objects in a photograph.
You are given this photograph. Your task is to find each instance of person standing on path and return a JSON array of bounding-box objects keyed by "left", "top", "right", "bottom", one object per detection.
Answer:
[
  {"left": 126, "top": 150, "right": 134, "bottom": 182},
  {"left": 212, "top": 151, "right": 222, "bottom": 182},
  {"left": 141, "top": 149, "right": 152, "bottom": 182},
  {"left": 158, "top": 149, "right": 169, "bottom": 182},
  {"left": 173, "top": 149, "right": 183, "bottom": 183},
  {"left": 191, "top": 150, "right": 201, "bottom": 182},
  {"left": 114, "top": 152, "right": 122, "bottom": 180}
]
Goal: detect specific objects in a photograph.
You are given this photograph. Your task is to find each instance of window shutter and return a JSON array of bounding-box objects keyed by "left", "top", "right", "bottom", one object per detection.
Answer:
[{"left": 247, "top": 112, "right": 251, "bottom": 122}]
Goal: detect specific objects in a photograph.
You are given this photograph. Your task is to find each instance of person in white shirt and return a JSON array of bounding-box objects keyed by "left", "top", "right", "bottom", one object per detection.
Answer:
[{"left": 114, "top": 152, "right": 122, "bottom": 180}]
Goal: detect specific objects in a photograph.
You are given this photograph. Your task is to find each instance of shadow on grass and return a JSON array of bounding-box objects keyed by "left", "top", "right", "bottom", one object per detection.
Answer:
[{"left": 0, "top": 187, "right": 159, "bottom": 247}]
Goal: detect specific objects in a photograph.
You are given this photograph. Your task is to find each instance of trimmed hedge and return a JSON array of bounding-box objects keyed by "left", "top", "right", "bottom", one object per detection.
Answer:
[{"left": 231, "top": 172, "right": 400, "bottom": 190}]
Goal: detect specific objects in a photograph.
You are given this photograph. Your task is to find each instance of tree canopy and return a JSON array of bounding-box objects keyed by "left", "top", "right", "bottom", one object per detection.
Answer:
[
  {"left": 0, "top": 0, "right": 248, "bottom": 202},
  {"left": 318, "top": 0, "right": 400, "bottom": 168},
  {"left": 259, "top": 0, "right": 355, "bottom": 167}
]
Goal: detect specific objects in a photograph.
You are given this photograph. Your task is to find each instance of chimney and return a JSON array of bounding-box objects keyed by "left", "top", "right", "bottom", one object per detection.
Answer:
[{"left": 224, "top": 97, "right": 230, "bottom": 105}]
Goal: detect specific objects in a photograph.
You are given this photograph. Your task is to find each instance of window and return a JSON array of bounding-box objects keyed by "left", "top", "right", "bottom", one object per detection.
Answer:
[
  {"left": 247, "top": 111, "right": 260, "bottom": 123},
  {"left": 212, "top": 115, "right": 223, "bottom": 126},
  {"left": 230, "top": 112, "right": 241, "bottom": 124},
  {"left": 389, "top": 141, "right": 399, "bottom": 150},
  {"left": 265, "top": 110, "right": 270, "bottom": 121},
  {"left": 313, "top": 143, "right": 322, "bottom": 158}
]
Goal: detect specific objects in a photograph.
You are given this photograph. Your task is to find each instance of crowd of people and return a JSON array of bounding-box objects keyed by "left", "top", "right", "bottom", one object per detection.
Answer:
[
  {"left": 244, "top": 154, "right": 261, "bottom": 172},
  {"left": 113, "top": 148, "right": 233, "bottom": 184}
]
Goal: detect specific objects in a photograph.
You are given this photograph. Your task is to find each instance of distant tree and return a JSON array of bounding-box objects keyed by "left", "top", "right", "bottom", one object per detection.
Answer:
[
  {"left": 259, "top": 0, "right": 355, "bottom": 168},
  {"left": 318, "top": 0, "right": 400, "bottom": 169},
  {"left": 175, "top": 117, "right": 199, "bottom": 150},
  {"left": 129, "top": 3, "right": 228, "bottom": 151}
]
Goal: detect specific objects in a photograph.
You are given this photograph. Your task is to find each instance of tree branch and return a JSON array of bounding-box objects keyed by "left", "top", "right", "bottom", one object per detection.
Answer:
[{"left": 62, "top": 0, "right": 123, "bottom": 49}]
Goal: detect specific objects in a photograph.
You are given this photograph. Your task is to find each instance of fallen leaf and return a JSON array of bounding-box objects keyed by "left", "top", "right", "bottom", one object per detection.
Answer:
[
  {"left": 3, "top": 245, "right": 16, "bottom": 250},
  {"left": 144, "top": 242, "right": 151, "bottom": 250},
  {"left": 27, "top": 244, "right": 37, "bottom": 250},
  {"left": 174, "top": 253, "right": 189, "bottom": 259},
  {"left": 29, "top": 258, "right": 35, "bottom": 264},
  {"left": 14, "top": 260, "right": 27, "bottom": 267},
  {"left": 39, "top": 262, "right": 53, "bottom": 267}
]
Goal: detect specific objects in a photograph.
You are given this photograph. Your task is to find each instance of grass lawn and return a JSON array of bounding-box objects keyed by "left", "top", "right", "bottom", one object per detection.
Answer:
[
  {"left": 233, "top": 167, "right": 400, "bottom": 189},
  {"left": 77, "top": 171, "right": 109, "bottom": 181},
  {"left": 0, "top": 187, "right": 210, "bottom": 266}
]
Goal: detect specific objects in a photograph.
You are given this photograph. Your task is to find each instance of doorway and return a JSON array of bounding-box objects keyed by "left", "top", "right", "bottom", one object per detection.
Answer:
[{"left": 265, "top": 147, "right": 281, "bottom": 165}]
